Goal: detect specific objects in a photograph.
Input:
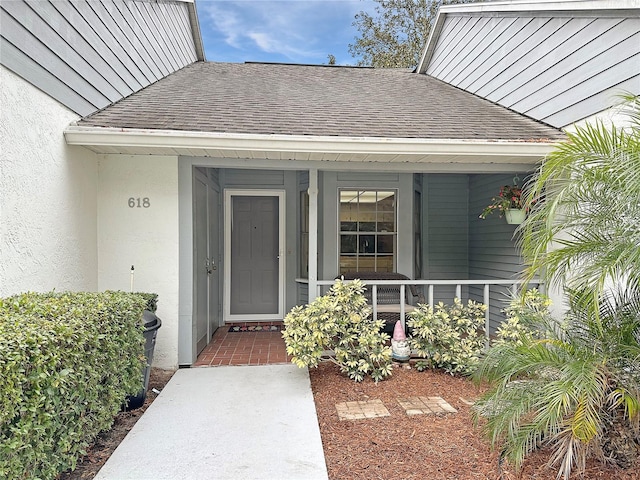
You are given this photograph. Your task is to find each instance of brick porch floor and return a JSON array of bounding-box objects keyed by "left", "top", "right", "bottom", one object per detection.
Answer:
[{"left": 193, "top": 322, "right": 291, "bottom": 367}]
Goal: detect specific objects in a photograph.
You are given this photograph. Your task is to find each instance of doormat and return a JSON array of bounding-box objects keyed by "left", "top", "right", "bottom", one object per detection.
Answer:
[{"left": 228, "top": 324, "right": 282, "bottom": 333}]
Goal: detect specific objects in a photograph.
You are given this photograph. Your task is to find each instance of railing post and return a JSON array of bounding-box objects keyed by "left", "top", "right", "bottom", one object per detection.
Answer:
[
  {"left": 428, "top": 285, "right": 434, "bottom": 308},
  {"left": 455, "top": 284, "right": 462, "bottom": 300},
  {"left": 372, "top": 285, "right": 378, "bottom": 320},
  {"left": 484, "top": 284, "right": 490, "bottom": 348},
  {"left": 400, "top": 285, "right": 406, "bottom": 331}
]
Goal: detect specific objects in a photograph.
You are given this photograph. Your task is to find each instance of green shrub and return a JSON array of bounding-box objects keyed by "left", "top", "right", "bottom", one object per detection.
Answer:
[
  {"left": 493, "top": 289, "right": 551, "bottom": 346},
  {"left": 282, "top": 279, "right": 393, "bottom": 382},
  {"left": 0, "top": 291, "right": 148, "bottom": 479},
  {"left": 407, "top": 298, "right": 487, "bottom": 375},
  {"left": 473, "top": 287, "right": 640, "bottom": 479},
  {"left": 135, "top": 292, "right": 158, "bottom": 312}
]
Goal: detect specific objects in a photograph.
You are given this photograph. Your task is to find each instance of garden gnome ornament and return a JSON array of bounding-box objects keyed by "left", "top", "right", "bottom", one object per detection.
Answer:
[{"left": 391, "top": 320, "right": 410, "bottom": 362}]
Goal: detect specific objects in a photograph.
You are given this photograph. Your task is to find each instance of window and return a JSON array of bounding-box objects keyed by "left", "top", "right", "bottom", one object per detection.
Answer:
[{"left": 339, "top": 190, "right": 396, "bottom": 274}]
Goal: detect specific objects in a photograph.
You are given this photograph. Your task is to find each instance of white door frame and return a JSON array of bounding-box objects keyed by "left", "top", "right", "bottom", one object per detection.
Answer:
[{"left": 223, "top": 189, "right": 285, "bottom": 322}]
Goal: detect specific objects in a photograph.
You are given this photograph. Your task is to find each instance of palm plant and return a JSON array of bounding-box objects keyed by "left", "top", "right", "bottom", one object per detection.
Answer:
[
  {"left": 473, "top": 288, "right": 640, "bottom": 479},
  {"left": 520, "top": 94, "right": 640, "bottom": 303},
  {"left": 473, "top": 95, "right": 640, "bottom": 478}
]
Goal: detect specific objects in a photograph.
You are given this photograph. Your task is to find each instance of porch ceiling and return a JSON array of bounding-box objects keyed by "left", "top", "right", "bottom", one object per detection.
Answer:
[{"left": 64, "top": 125, "right": 558, "bottom": 173}]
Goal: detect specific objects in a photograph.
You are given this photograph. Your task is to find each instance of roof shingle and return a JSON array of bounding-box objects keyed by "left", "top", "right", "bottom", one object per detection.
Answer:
[{"left": 79, "top": 62, "right": 565, "bottom": 142}]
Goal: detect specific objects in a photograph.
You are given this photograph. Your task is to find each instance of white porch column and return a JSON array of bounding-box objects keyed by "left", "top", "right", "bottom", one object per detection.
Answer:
[{"left": 308, "top": 169, "right": 319, "bottom": 302}]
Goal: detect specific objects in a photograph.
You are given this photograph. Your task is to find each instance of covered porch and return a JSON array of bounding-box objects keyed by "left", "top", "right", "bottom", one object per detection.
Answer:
[{"left": 179, "top": 158, "right": 548, "bottom": 364}]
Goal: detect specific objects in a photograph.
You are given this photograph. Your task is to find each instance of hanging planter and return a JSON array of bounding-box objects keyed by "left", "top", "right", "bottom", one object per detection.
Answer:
[
  {"left": 480, "top": 178, "right": 528, "bottom": 224},
  {"left": 505, "top": 208, "right": 526, "bottom": 225}
]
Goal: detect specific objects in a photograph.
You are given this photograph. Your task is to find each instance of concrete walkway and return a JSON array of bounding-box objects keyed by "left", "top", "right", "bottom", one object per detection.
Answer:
[{"left": 95, "top": 365, "right": 328, "bottom": 480}]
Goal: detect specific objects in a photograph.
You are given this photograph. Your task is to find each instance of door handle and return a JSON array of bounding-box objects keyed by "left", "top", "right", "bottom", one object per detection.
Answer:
[{"left": 205, "top": 258, "right": 213, "bottom": 275}]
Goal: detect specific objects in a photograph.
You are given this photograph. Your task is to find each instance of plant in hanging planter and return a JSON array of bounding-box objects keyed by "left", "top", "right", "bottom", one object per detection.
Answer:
[{"left": 479, "top": 184, "right": 524, "bottom": 221}]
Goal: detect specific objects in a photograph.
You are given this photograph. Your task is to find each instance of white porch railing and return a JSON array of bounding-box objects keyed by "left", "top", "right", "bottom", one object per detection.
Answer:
[{"left": 315, "top": 278, "right": 544, "bottom": 342}]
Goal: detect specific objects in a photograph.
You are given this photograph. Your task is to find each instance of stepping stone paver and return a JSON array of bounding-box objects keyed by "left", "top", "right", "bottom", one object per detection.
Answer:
[
  {"left": 397, "top": 396, "right": 458, "bottom": 416},
  {"left": 336, "top": 399, "right": 390, "bottom": 421}
]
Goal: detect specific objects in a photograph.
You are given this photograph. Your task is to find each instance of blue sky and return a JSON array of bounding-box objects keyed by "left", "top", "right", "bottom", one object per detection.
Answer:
[{"left": 195, "top": 0, "right": 377, "bottom": 65}]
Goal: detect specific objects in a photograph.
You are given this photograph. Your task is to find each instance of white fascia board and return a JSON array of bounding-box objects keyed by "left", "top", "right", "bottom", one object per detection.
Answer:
[
  {"left": 438, "top": 0, "right": 640, "bottom": 15},
  {"left": 416, "top": 0, "right": 640, "bottom": 73},
  {"left": 417, "top": 9, "right": 446, "bottom": 74},
  {"left": 63, "top": 125, "right": 557, "bottom": 158},
  {"left": 185, "top": 0, "right": 206, "bottom": 61}
]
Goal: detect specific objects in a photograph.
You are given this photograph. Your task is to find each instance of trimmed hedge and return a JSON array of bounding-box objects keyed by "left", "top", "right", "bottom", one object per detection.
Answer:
[
  {"left": 135, "top": 292, "right": 158, "bottom": 313},
  {"left": 0, "top": 291, "right": 148, "bottom": 479}
]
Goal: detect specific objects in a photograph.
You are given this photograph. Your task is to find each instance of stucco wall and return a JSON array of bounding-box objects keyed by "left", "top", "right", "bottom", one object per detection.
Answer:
[
  {"left": 0, "top": 65, "right": 98, "bottom": 295},
  {"left": 97, "top": 155, "right": 180, "bottom": 369}
]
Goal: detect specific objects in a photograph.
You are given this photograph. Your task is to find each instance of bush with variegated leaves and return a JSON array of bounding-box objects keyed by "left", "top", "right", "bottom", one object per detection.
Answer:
[
  {"left": 493, "top": 289, "right": 551, "bottom": 346},
  {"left": 408, "top": 298, "right": 487, "bottom": 375},
  {"left": 282, "top": 279, "right": 393, "bottom": 382}
]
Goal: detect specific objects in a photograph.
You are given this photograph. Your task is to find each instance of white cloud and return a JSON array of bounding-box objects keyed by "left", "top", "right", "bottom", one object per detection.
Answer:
[{"left": 196, "top": 0, "right": 376, "bottom": 63}]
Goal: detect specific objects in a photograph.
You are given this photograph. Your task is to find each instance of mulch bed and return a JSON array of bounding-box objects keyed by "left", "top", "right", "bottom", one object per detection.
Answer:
[
  {"left": 309, "top": 361, "right": 640, "bottom": 480},
  {"left": 57, "top": 363, "right": 638, "bottom": 480}
]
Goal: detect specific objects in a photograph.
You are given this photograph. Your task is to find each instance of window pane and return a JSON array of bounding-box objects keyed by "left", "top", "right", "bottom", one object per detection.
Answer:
[
  {"left": 339, "top": 191, "right": 359, "bottom": 226},
  {"left": 359, "top": 235, "right": 375, "bottom": 254},
  {"left": 341, "top": 234, "right": 357, "bottom": 254},
  {"left": 358, "top": 221, "right": 376, "bottom": 232},
  {"left": 340, "top": 221, "right": 357, "bottom": 232},
  {"left": 377, "top": 235, "right": 394, "bottom": 254},
  {"left": 377, "top": 191, "right": 395, "bottom": 211},
  {"left": 376, "top": 256, "right": 394, "bottom": 272},
  {"left": 378, "top": 222, "right": 394, "bottom": 233}
]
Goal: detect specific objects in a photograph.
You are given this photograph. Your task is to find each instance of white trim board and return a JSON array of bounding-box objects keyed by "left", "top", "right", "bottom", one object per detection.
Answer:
[{"left": 64, "top": 126, "right": 559, "bottom": 171}]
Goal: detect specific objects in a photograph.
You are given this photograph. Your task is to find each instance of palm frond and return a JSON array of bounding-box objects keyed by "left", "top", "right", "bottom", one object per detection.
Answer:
[
  {"left": 474, "top": 286, "right": 640, "bottom": 478},
  {"left": 519, "top": 98, "right": 640, "bottom": 300}
]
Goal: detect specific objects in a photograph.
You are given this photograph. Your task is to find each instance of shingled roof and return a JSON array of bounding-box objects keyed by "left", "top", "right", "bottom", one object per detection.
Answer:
[{"left": 79, "top": 61, "right": 564, "bottom": 142}]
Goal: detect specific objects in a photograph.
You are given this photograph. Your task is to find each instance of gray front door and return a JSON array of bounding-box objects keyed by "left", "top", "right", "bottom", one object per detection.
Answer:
[{"left": 226, "top": 192, "right": 283, "bottom": 320}]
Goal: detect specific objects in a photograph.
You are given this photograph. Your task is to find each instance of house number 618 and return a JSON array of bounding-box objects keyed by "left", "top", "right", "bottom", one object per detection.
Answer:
[{"left": 128, "top": 197, "right": 150, "bottom": 208}]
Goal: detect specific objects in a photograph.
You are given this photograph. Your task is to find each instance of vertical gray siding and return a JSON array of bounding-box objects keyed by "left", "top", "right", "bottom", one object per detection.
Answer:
[
  {"left": 468, "top": 174, "right": 526, "bottom": 332},
  {"left": 405, "top": 172, "right": 528, "bottom": 331},
  {"left": 424, "top": 174, "right": 469, "bottom": 303},
  {"left": 424, "top": 174, "right": 469, "bottom": 279},
  {"left": 222, "top": 169, "right": 285, "bottom": 187},
  {"left": 0, "top": 0, "right": 201, "bottom": 116},
  {"left": 426, "top": 14, "right": 640, "bottom": 128}
]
